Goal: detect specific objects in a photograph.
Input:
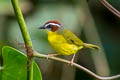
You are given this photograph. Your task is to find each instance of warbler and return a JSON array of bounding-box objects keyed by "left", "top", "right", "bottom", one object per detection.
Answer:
[{"left": 39, "top": 20, "right": 100, "bottom": 63}]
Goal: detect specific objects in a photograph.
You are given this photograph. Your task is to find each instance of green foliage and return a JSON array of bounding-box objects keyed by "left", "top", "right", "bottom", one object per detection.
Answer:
[
  {"left": 0, "top": 46, "right": 27, "bottom": 80},
  {"left": 0, "top": 46, "right": 42, "bottom": 80},
  {"left": 32, "top": 61, "right": 42, "bottom": 80}
]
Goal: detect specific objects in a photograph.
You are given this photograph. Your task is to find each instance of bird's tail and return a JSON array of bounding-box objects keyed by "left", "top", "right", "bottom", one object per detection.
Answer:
[{"left": 83, "top": 43, "right": 100, "bottom": 50}]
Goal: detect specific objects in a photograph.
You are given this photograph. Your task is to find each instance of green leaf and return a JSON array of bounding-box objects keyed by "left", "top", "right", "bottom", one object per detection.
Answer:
[
  {"left": 0, "top": 46, "right": 27, "bottom": 80},
  {"left": 32, "top": 60, "right": 42, "bottom": 80},
  {"left": 0, "top": 46, "right": 42, "bottom": 80},
  {"left": 29, "top": 60, "right": 42, "bottom": 80}
]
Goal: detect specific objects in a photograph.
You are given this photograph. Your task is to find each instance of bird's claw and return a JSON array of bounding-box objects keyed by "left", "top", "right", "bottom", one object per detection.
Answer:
[
  {"left": 47, "top": 54, "right": 51, "bottom": 60},
  {"left": 47, "top": 54, "right": 59, "bottom": 60},
  {"left": 68, "top": 60, "right": 74, "bottom": 66}
]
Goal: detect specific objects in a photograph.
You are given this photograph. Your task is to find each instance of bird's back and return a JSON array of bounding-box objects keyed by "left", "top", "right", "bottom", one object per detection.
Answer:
[
  {"left": 60, "top": 29, "right": 100, "bottom": 50},
  {"left": 60, "top": 29, "right": 84, "bottom": 46}
]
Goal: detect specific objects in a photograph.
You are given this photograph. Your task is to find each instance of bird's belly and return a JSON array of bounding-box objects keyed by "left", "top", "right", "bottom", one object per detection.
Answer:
[
  {"left": 48, "top": 35, "right": 79, "bottom": 55},
  {"left": 51, "top": 43, "right": 79, "bottom": 55}
]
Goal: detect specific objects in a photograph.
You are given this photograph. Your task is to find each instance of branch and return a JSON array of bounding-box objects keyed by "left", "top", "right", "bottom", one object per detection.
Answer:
[
  {"left": 99, "top": 0, "right": 120, "bottom": 18},
  {"left": 33, "top": 52, "right": 120, "bottom": 80}
]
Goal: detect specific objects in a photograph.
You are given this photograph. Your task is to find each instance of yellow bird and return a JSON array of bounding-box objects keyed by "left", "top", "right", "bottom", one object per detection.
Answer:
[{"left": 39, "top": 20, "right": 100, "bottom": 63}]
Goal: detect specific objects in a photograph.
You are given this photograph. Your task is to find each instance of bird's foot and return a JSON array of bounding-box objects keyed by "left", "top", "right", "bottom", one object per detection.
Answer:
[
  {"left": 47, "top": 54, "right": 51, "bottom": 60},
  {"left": 69, "top": 60, "right": 74, "bottom": 66},
  {"left": 68, "top": 54, "right": 76, "bottom": 66}
]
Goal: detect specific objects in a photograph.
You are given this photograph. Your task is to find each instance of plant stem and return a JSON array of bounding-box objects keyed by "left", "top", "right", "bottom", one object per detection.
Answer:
[
  {"left": 11, "top": 0, "right": 33, "bottom": 58},
  {"left": 29, "top": 59, "right": 34, "bottom": 80},
  {"left": 11, "top": 0, "right": 33, "bottom": 80},
  {"left": 11, "top": 0, "right": 32, "bottom": 47},
  {"left": 33, "top": 52, "right": 120, "bottom": 80}
]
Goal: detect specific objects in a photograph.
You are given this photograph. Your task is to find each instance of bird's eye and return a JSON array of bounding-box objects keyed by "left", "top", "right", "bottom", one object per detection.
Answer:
[{"left": 46, "top": 25, "right": 52, "bottom": 28}]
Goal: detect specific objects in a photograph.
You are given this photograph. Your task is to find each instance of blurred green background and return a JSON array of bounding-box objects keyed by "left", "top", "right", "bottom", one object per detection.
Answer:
[{"left": 0, "top": 0, "right": 120, "bottom": 80}]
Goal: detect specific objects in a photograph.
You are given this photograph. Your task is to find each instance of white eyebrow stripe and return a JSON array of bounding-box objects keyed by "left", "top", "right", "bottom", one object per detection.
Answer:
[{"left": 45, "top": 23, "right": 61, "bottom": 27}]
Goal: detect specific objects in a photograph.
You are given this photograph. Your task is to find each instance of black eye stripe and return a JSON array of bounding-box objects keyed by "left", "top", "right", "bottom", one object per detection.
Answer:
[{"left": 47, "top": 25, "right": 52, "bottom": 28}]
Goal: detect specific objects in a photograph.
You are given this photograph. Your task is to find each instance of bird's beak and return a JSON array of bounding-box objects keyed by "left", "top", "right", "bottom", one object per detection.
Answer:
[{"left": 38, "top": 26, "right": 45, "bottom": 29}]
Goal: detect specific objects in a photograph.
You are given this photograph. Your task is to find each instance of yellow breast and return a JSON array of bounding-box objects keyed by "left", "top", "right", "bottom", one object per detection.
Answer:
[{"left": 46, "top": 30, "right": 82, "bottom": 55}]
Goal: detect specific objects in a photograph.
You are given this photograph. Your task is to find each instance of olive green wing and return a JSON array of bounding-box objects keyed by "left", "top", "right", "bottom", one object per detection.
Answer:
[
  {"left": 61, "top": 29, "right": 84, "bottom": 46},
  {"left": 60, "top": 29, "right": 100, "bottom": 50}
]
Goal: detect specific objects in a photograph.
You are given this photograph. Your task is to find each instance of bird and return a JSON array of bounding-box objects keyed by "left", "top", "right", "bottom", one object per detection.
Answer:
[{"left": 39, "top": 20, "right": 100, "bottom": 64}]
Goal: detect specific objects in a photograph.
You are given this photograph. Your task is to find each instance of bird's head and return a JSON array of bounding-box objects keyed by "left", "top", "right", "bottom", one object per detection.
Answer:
[{"left": 39, "top": 20, "right": 62, "bottom": 32}]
